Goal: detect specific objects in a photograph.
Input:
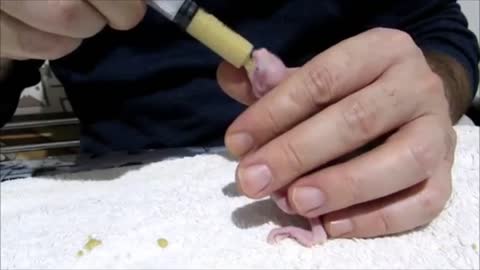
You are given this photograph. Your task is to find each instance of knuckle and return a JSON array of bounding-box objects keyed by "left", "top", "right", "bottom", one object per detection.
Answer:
[
  {"left": 366, "top": 27, "right": 392, "bottom": 37},
  {"left": 48, "top": 0, "right": 104, "bottom": 38},
  {"left": 279, "top": 139, "right": 305, "bottom": 175},
  {"left": 300, "top": 64, "right": 336, "bottom": 107},
  {"left": 423, "top": 72, "right": 444, "bottom": 96},
  {"left": 443, "top": 127, "right": 457, "bottom": 161},
  {"left": 341, "top": 98, "right": 378, "bottom": 142},
  {"left": 113, "top": 3, "right": 146, "bottom": 30},
  {"left": 447, "top": 128, "right": 457, "bottom": 151},
  {"left": 51, "top": 0, "right": 83, "bottom": 27},
  {"left": 342, "top": 171, "right": 362, "bottom": 206},
  {"left": 371, "top": 28, "right": 418, "bottom": 56},
  {"left": 263, "top": 104, "right": 283, "bottom": 135},
  {"left": 449, "top": 128, "right": 457, "bottom": 145},
  {"left": 385, "top": 28, "right": 415, "bottom": 48},
  {"left": 418, "top": 72, "right": 449, "bottom": 115},
  {"left": 407, "top": 141, "right": 439, "bottom": 178}
]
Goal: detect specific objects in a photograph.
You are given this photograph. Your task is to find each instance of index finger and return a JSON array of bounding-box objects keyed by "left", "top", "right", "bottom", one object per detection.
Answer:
[{"left": 225, "top": 28, "right": 420, "bottom": 157}]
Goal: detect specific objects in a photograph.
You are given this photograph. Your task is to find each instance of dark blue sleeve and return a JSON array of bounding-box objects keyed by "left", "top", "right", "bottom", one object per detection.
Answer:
[
  {"left": 0, "top": 60, "right": 44, "bottom": 127},
  {"left": 354, "top": 0, "right": 480, "bottom": 99},
  {"left": 408, "top": 1, "right": 480, "bottom": 98}
]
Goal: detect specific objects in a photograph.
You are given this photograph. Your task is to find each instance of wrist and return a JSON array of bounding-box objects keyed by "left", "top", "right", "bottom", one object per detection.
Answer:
[{"left": 423, "top": 50, "right": 473, "bottom": 122}]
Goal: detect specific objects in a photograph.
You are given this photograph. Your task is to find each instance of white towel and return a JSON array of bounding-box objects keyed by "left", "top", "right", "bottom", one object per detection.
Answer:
[{"left": 1, "top": 125, "right": 479, "bottom": 269}]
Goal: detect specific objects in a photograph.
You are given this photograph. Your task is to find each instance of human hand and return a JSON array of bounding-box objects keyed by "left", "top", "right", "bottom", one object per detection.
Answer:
[
  {"left": 0, "top": 0, "right": 146, "bottom": 60},
  {"left": 217, "top": 28, "right": 455, "bottom": 243}
]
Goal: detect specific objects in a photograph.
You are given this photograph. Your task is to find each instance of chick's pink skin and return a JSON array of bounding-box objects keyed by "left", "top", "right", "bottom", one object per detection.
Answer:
[
  {"left": 267, "top": 217, "right": 327, "bottom": 247},
  {"left": 248, "top": 48, "right": 289, "bottom": 98},
  {"left": 247, "top": 48, "right": 328, "bottom": 247}
]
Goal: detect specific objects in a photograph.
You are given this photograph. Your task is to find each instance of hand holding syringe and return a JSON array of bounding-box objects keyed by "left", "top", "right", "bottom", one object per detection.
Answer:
[
  {"left": 0, "top": 0, "right": 147, "bottom": 60},
  {"left": 0, "top": 0, "right": 253, "bottom": 70},
  {"left": 1, "top": 0, "right": 322, "bottom": 247}
]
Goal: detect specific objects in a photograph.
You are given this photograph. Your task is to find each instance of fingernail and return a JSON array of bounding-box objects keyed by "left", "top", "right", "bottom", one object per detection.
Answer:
[
  {"left": 271, "top": 193, "right": 296, "bottom": 214},
  {"left": 328, "top": 219, "right": 354, "bottom": 237},
  {"left": 238, "top": 164, "right": 272, "bottom": 196},
  {"left": 292, "top": 187, "right": 326, "bottom": 214},
  {"left": 226, "top": 133, "right": 254, "bottom": 156}
]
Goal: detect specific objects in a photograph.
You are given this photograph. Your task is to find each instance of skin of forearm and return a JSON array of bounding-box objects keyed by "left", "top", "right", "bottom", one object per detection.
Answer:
[{"left": 423, "top": 51, "right": 474, "bottom": 123}]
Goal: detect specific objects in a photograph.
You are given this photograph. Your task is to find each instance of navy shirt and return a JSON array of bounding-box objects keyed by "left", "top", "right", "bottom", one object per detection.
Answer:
[{"left": 1, "top": 0, "right": 479, "bottom": 155}]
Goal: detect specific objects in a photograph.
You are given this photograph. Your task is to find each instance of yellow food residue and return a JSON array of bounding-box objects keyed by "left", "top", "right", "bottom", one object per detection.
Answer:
[
  {"left": 84, "top": 236, "right": 102, "bottom": 251},
  {"left": 76, "top": 235, "right": 102, "bottom": 257},
  {"left": 76, "top": 236, "right": 102, "bottom": 258},
  {"left": 157, "top": 238, "right": 168, "bottom": 248},
  {"left": 473, "top": 243, "right": 478, "bottom": 252}
]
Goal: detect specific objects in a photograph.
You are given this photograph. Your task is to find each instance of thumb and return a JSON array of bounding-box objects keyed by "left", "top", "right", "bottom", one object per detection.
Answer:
[
  {"left": 216, "top": 48, "right": 296, "bottom": 106},
  {"left": 216, "top": 61, "right": 257, "bottom": 105}
]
